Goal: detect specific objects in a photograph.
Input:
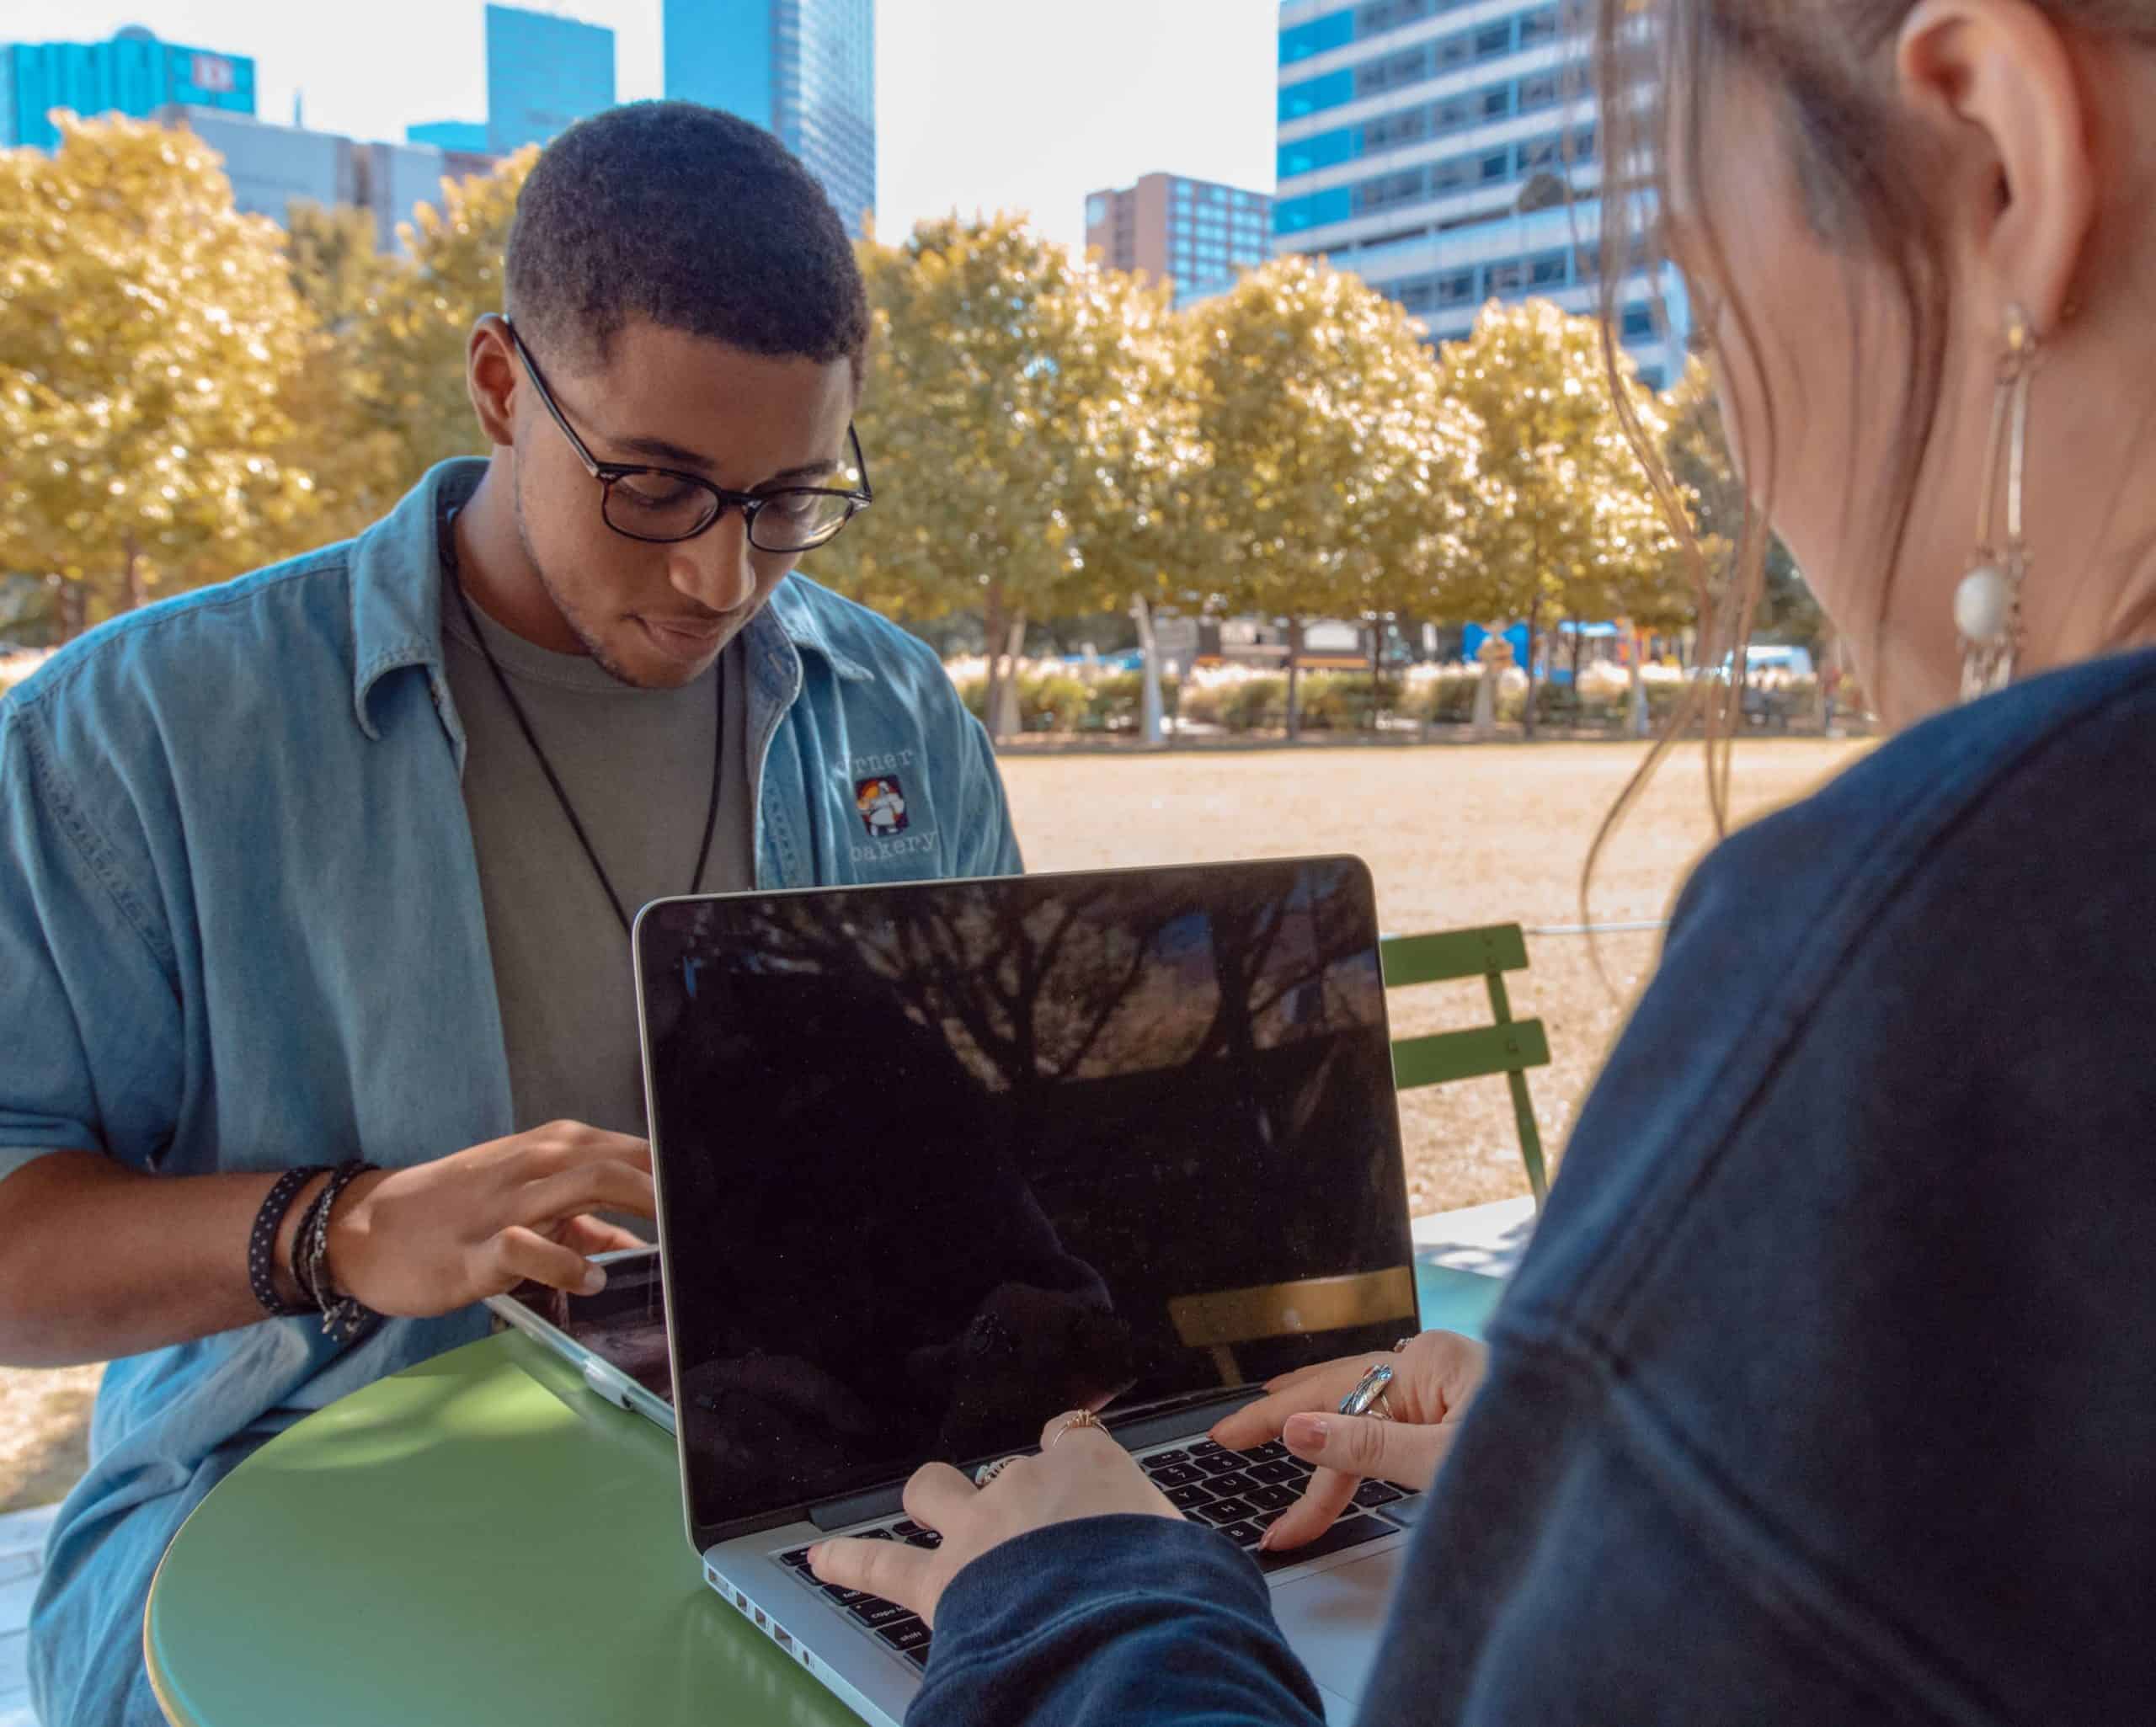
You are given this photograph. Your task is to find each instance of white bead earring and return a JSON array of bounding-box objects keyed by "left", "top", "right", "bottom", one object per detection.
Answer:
[{"left": 1955, "top": 306, "right": 2039, "bottom": 702}]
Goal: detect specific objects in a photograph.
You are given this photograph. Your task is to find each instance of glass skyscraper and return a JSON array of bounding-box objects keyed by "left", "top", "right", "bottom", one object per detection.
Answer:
[
  {"left": 1, "top": 26, "right": 254, "bottom": 152},
  {"left": 485, "top": 3, "right": 616, "bottom": 156},
  {"left": 1272, "top": 0, "right": 1686, "bottom": 386},
  {"left": 664, "top": 0, "right": 877, "bottom": 239}
]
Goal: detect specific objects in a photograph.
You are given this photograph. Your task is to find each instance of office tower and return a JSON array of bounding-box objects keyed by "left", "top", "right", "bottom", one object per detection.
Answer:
[
  {"left": 1085, "top": 173, "right": 1273, "bottom": 311},
  {"left": 2, "top": 26, "right": 254, "bottom": 151},
  {"left": 407, "top": 120, "right": 491, "bottom": 153},
  {"left": 1273, "top": 0, "right": 1688, "bottom": 386},
  {"left": 664, "top": 0, "right": 876, "bottom": 238},
  {"left": 485, "top": 3, "right": 616, "bottom": 155},
  {"left": 153, "top": 109, "right": 356, "bottom": 224}
]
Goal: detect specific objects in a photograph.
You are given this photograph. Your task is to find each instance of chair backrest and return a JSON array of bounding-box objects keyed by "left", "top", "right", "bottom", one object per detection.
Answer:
[{"left": 1380, "top": 923, "right": 1551, "bottom": 1206}]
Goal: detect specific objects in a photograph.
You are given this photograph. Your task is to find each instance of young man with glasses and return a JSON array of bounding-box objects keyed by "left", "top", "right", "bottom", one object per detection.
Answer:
[{"left": 0, "top": 104, "right": 1019, "bottom": 1727}]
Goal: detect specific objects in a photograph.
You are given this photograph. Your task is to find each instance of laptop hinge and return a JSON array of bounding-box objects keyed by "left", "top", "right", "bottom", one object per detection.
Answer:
[{"left": 811, "top": 1483, "right": 908, "bottom": 1532}]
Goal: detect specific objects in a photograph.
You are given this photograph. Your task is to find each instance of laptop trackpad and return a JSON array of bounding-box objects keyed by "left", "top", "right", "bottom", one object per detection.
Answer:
[{"left": 1273, "top": 1539, "right": 1407, "bottom": 1716}]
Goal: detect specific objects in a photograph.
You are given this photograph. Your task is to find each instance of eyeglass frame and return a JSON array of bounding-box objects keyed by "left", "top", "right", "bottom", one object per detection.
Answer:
[{"left": 499, "top": 316, "right": 874, "bottom": 551}]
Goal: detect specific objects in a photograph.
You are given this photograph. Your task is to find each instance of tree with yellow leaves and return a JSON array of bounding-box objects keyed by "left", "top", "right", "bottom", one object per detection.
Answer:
[
  {"left": 1434, "top": 299, "right": 1680, "bottom": 735},
  {"left": 813, "top": 214, "right": 1197, "bottom": 738},
  {"left": 0, "top": 115, "right": 323, "bottom": 635},
  {"left": 1183, "top": 256, "right": 1459, "bottom": 736}
]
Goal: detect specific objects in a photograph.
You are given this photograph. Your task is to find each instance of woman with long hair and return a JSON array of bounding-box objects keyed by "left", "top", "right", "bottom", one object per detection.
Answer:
[{"left": 808, "top": 3, "right": 2156, "bottom": 1719}]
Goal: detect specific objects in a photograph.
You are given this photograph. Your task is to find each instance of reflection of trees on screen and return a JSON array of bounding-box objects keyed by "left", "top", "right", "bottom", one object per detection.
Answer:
[{"left": 664, "top": 862, "right": 1381, "bottom": 1111}]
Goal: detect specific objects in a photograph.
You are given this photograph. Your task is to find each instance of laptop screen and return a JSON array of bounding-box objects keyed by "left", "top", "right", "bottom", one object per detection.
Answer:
[{"left": 636, "top": 857, "right": 1417, "bottom": 1543}]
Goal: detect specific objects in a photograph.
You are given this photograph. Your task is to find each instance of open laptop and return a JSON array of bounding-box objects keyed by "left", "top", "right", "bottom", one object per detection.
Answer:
[{"left": 633, "top": 857, "right": 1422, "bottom": 1726}]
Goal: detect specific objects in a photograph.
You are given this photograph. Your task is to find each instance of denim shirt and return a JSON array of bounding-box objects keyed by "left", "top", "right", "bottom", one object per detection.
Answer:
[
  {"left": 908, "top": 648, "right": 2156, "bottom": 1727},
  {"left": 0, "top": 460, "right": 1019, "bottom": 1727}
]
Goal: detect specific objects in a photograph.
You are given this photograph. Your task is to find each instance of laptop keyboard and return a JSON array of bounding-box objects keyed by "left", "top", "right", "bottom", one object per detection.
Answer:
[{"left": 769, "top": 1437, "right": 1418, "bottom": 1671}]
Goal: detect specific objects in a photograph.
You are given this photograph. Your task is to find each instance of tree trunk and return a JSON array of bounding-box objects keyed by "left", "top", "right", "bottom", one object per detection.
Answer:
[
  {"left": 991, "top": 612, "right": 1027, "bottom": 742},
  {"left": 122, "top": 534, "right": 147, "bottom": 612},
  {"left": 1131, "top": 594, "right": 1165, "bottom": 747},
  {"left": 1522, "top": 602, "right": 1543, "bottom": 741},
  {"left": 1628, "top": 629, "right": 1651, "bottom": 739},
  {"left": 981, "top": 583, "right": 1007, "bottom": 740},
  {"left": 1369, "top": 619, "right": 1383, "bottom": 733},
  {"left": 59, "top": 579, "right": 89, "bottom": 642},
  {"left": 1284, "top": 619, "right": 1305, "bottom": 739}
]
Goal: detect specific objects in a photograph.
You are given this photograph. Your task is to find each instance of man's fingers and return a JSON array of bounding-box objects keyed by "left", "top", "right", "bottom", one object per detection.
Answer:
[
  {"left": 518, "top": 1127, "right": 653, "bottom": 1178},
  {"left": 491, "top": 1224, "right": 607, "bottom": 1296},
  {"left": 520, "top": 1161, "right": 657, "bottom": 1226},
  {"left": 1283, "top": 1410, "right": 1450, "bottom": 1492},
  {"left": 808, "top": 1537, "right": 937, "bottom": 1621},
  {"left": 901, "top": 1461, "right": 978, "bottom": 1532},
  {"left": 555, "top": 1216, "right": 650, "bottom": 1257},
  {"left": 1262, "top": 1466, "right": 1359, "bottom": 1552}
]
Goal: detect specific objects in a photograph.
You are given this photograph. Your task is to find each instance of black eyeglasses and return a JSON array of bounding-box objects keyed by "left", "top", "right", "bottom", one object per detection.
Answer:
[{"left": 502, "top": 317, "right": 873, "bottom": 552}]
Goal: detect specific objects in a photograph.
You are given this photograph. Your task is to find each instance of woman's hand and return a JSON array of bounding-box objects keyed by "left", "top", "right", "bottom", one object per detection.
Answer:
[
  {"left": 1209, "top": 1330, "right": 1487, "bottom": 1552},
  {"left": 808, "top": 1410, "right": 1180, "bottom": 1627}
]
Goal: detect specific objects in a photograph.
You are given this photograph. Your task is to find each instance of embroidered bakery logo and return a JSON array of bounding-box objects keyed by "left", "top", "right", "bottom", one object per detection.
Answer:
[{"left": 854, "top": 775, "right": 910, "bottom": 838}]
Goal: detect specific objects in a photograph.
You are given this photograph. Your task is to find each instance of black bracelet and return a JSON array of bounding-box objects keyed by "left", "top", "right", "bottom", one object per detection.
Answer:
[
  {"left": 248, "top": 1166, "right": 329, "bottom": 1319},
  {"left": 298, "top": 1160, "right": 382, "bottom": 1344},
  {"left": 289, "top": 1179, "right": 336, "bottom": 1314}
]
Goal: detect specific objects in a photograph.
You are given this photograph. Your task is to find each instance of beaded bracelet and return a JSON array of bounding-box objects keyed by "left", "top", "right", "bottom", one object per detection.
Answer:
[
  {"left": 295, "top": 1160, "right": 382, "bottom": 1344},
  {"left": 248, "top": 1165, "right": 330, "bottom": 1319}
]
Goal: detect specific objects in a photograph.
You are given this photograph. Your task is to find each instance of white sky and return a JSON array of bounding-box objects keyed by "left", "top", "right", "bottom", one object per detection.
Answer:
[{"left": 3, "top": 0, "right": 1281, "bottom": 248}]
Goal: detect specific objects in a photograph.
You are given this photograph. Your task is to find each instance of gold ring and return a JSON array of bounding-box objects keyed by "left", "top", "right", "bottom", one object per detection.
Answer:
[
  {"left": 974, "top": 1454, "right": 1024, "bottom": 1488},
  {"left": 1369, "top": 1391, "right": 1394, "bottom": 1422},
  {"left": 1392, "top": 1336, "right": 1417, "bottom": 1353},
  {"left": 1047, "top": 1409, "right": 1104, "bottom": 1450}
]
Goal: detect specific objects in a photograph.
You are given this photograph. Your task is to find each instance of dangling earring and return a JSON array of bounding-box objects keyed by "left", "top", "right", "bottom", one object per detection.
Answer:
[{"left": 1954, "top": 306, "right": 2040, "bottom": 702}]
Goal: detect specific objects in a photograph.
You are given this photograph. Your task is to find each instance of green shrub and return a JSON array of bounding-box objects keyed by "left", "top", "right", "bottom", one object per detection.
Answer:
[
  {"left": 950, "top": 671, "right": 1092, "bottom": 733},
  {"left": 1177, "top": 681, "right": 1225, "bottom": 727},
  {"left": 1414, "top": 670, "right": 1481, "bottom": 724},
  {"left": 1219, "top": 675, "right": 1289, "bottom": 732},
  {"left": 1299, "top": 673, "right": 1397, "bottom": 732}
]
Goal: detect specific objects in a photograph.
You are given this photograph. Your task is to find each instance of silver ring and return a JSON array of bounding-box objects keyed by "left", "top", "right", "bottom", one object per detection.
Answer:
[
  {"left": 974, "top": 1454, "right": 1025, "bottom": 1489},
  {"left": 1048, "top": 1409, "right": 1104, "bottom": 1449},
  {"left": 1392, "top": 1336, "right": 1417, "bottom": 1354},
  {"left": 1338, "top": 1363, "right": 1395, "bottom": 1419},
  {"left": 1369, "top": 1391, "right": 1394, "bottom": 1422}
]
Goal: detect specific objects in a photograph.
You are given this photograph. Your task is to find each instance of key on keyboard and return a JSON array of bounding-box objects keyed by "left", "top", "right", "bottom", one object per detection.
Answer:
[{"left": 1253, "top": 1514, "right": 1395, "bottom": 1575}]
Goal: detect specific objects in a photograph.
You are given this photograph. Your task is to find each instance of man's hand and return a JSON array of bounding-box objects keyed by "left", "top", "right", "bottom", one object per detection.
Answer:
[
  {"left": 809, "top": 1411, "right": 1178, "bottom": 1627},
  {"left": 326, "top": 1122, "right": 653, "bottom": 1318},
  {"left": 1209, "top": 1330, "right": 1487, "bottom": 1552}
]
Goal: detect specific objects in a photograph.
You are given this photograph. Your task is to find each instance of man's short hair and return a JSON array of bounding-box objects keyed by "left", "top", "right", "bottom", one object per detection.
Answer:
[{"left": 504, "top": 102, "right": 869, "bottom": 381}]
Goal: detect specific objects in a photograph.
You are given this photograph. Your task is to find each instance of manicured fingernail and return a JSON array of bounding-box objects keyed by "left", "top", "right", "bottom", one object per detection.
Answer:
[
  {"left": 581, "top": 1265, "right": 607, "bottom": 1295},
  {"left": 1285, "top": 1415, "right": 1327, "bottom": 1448}
]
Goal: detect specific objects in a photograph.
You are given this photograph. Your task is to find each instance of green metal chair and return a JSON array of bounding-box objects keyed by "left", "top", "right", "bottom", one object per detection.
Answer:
[{"left": 1380, "top": 922, "right": 1552, "bottom": 1207}]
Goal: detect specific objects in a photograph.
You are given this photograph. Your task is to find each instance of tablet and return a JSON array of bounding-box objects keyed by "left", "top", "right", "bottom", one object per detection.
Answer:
[{"left": 485, "top": 1244, "right": 675, "bottom": 1431}]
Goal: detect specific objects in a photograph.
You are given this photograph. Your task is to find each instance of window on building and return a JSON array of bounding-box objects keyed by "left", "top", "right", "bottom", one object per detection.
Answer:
[
  {"left": 1517, "top": 72, "right": 1561, "bottom": 114},
  {"left": 1474, "top": 22, "right": 1512, "bottom": 59},
  {"left": 1486, "top": 260, "right": 1526, "bottom": 295},
  {"left": 1518, "top": 7, "right": 1563, "bottom": 47},
  {"left": 1364, "top": 108, "right": 1428, "bottom": 151},
  {"left": 1636, "top": 365, "right": 1668, "bottom": 391},
  {"left": 1621, "top": 304, "right": 1657, "bottom": 340},
  {"left": 1436, "top": 269, "right": 1477, "bottom": 306},
  {"left": 1358, "top": 45, "right": 1430, "bottom": 95},
  {"left": 1429, "top": 95, "right": 1470, "bottom": 134},
  {"left": 1529, "top": 250, "right": 1569, "bottom": 286},
  {"left": 1357, "top": 168, "right": 1428, "bottom": 213},
  {"left": 1396, "top": 280, "right": 1437, "bottom": 312},
  {"left": 1430, "top": 156, "right": 1471, "bottom": 195},
  {"left": 1573, "top": 125, "right": 1599, "bottom": 161},
  {"left": 1479, "top": 86, "right": 1513, "bottom": 120},
  {"left": 1480, "top": 150, "right": 1512, "bottom": 183},
  {"left": 1519, "top": 135, "right": 1561, "bottom": 173}
]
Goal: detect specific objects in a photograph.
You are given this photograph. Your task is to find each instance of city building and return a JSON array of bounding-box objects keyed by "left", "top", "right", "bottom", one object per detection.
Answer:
[
  {"left": 485, "top": 3, "right": 616, "bottom": 155},
  {"left": 157, "top": 108, "right": 499, "bottom": 256},
  {"left": 407, "top": 120, "right": 491, "bottom": 153},
  {"left": 2, "top": 25, "right": 253, "bottom": 151},
  {"left": 664, "top": 0, "right": 876, "bottom": 238},
  {"left": 1272, "top": 0, "right": 1688, "bottom": 386},
  {"left": 1085, "top": 173, "right": 1273, "bottom": 310}
]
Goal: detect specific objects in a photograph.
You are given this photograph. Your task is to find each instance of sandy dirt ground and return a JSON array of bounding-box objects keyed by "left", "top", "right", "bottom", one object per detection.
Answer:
[{"left": 0, "top": 737, "right": 1870, "bottom": 1513}]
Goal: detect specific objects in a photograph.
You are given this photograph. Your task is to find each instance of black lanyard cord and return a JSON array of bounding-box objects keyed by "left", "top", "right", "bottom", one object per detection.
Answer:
[{"left": 441, "top": 504, "right": 724, "bottom": 936}]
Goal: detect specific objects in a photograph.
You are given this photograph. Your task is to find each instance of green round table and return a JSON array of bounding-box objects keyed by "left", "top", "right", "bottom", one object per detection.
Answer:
[{"left": 144, "top": 1330, "right": 863, "bottom": 1727}]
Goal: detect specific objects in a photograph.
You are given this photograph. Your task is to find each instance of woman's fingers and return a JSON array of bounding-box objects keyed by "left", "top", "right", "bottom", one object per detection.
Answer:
[
  {"left": 1211, "top": 1358, "right": 1381, "bottom": 1450},
  {"left": 808, "top": 1537, "right": 937, "bottom": 1620},
  {"left": 902, "top": 1461, "right": 979, "bottom": 1531},
  {"left": 1262, "top": 1463, "right": 1360, "bottom": 1551},
  {"left": 1284, "top": 1410, "right": 1454, "bottom": 1493}
]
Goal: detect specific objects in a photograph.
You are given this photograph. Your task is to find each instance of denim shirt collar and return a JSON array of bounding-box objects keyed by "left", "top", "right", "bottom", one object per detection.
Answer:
[{"left": 349, "top": 459, "right": 873, "bottom": 758}]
